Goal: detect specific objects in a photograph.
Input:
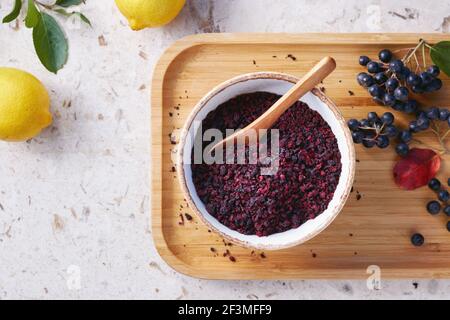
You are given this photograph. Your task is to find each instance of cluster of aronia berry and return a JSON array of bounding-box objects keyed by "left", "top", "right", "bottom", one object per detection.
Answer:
[
  {"left": 426, "top": 177, "right": 450, "bottom": 216},
  {"left": 349, "top": 49, "right": 450, "bottom": 157},
  {"left": 357, "top": 49, "right": 442, "bottom": 113},
  {"left": 412, "top": 178, "right": 450, "bottom": 246},
  {"left": 348, "top": 107, "right": 450, "bottom": 157},
  {"left": 348, "top": 111, "right": 398, "bottom": 149}
]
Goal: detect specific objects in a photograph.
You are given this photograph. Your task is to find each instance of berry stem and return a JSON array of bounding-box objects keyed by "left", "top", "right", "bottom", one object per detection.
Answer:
[
  {"left": 422, "top": 42, "right": 427, "bottom": 69},
  {"left": 402, "top": 39, "right": 425, "bottom": 64},
  {"left": 441, "top": 129, "right": 450, "bottom": 141},
  {"left": 411, "top": 138, "right": 446, "bottom": 154},
  {"left": 430, "top": 120, "right": 449, "bottom": 154}
]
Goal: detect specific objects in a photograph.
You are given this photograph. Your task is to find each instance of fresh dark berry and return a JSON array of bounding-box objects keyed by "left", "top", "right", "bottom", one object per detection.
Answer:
[
  {"left": 427, "top": 200, "right": 441, "bottom": 215},
  {"left": 400, "top": 66, "right": 411, "bottom": 78},
  {"left": 367, "top": 61, "right": 380, "bottom": 73},
  {"left": 406, "top": 73, "right": 421, "bottom": 86},
  {"left": 359, "top": 119, "right": 370, "bottom": 127},
  {"left": 347, "top": 119, "right": 360, "bottom": 131},
  {"left": 385, "top": 125, "right": 398, "bottom": 137},
  {"left": 389, "top": 59, "right": 404, "bottom": 73},
  {"left": 357, "top": 72, "right": 374, "bottom": 87},
  {"left": 427, "top": 65, "right": 440, "bottom": 78},
  {"left": 428, "top": 178, "right": 441, "bottom": 191},
  {"left": 448, "top": 177, "right": 450, "bottom": 187},
  {"left": 383, "top": 93, "right": 396, "bottom": 107},
  {"left": 372, "top": 96, "right": 384, "bottom": 105},
  {"left": 439, "top": 108, "right": 449, "bottom": 121},
  {"left": 367, "top": 112, "right": 379, "bottom": 123},
  {"left": 444, "top": 205, "right": 450, "bottom": 217},
  {"left": 426, "top": 107, "right": 440, "bottom": 120},
  {"left": 399, "top": 130, "right": 412, "bottom": 143},
  {"left": 411, "top": 233, "right": 424, "bottom": 246},
  {"left": 396, "top": 143, "right": 409, "bottom": 156},
  {"left": 359, "top": 56, "right": 370, "bottom": 66},
  {"left": 438, "top": 190, "right": 450, "bottom": 202},
  {"left": 416, "top": 117, "right": 430, "bottom": 130},
  {"left": 378, "top": 49, "right": 392, "bottom": 63},
  {"left": 376, "top": 135, "right": 389, "bottom": 148},
  {"left": 385, "top": 78, "right": 399, "bottom": 92},
  {"left": 447, "top": 221, "right": 450, "bottom": 232},
  {"left": 448, "top": 117, "right": 450, "bottom": 127},
  {"left": 381, "top": 112, "right": 394, "bottom": 125},
  {"left": 368, "top": 85, "right": 382, "bottom": 98},
  {"left": 362, "top": 139, "right": 376, "bottom": 148},
  {"left": 419, "top": 72, "right": 433, "bottom": 85},
  {"left": 426, "top": 78, "right": 443, "bottom": 92},
  {"left": 352, "top": 131, "right": 364, "bottom": 143},
  {"left": 374, "top": 72, "right": 387, "bottom": 84},
  {"left": 409, "top": 120, "right": 419, "bottom": 132},
  {"left": 394, "top": 86, "right": 409, "bottom": 101}
]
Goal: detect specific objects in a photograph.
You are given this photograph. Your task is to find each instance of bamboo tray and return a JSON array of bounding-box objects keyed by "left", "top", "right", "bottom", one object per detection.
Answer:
[{"left": 151, "top": 33, "right": 450, "bottom": 279}]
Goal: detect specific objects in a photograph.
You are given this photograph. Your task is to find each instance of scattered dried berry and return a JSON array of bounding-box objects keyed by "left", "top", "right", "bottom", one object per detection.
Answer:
[
  {"left": 286, "top": 54, "right": 297, "bottom": 61},
  {"left": 178, "top": 214, "right": 185, "bottom": 226}
]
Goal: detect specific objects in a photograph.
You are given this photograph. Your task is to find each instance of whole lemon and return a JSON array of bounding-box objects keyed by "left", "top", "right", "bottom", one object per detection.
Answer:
[
  {"left": 115, "top": 0, "right": 186, "bottom": 30},
  {"left": 0, "top": 67, "right": 52, "bottom": 142}
]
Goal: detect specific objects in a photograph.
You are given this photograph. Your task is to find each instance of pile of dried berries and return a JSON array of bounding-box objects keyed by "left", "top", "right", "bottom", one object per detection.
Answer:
[{"left": 191, "top": 92, "right": 342, "bottom": 236}]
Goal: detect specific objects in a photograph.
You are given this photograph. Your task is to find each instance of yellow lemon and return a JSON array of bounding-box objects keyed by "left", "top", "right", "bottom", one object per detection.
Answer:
[
  {"left": 0, "top": 67, "right": 52, "bottom": 142},
  {"left": 115, "top": 0, "right": 186, "bottom": 30}
]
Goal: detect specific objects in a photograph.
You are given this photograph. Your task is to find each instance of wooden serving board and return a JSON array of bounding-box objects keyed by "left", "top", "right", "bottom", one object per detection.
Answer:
[{"left": 151, "top": 34, "right": 450, "bottom": 279}]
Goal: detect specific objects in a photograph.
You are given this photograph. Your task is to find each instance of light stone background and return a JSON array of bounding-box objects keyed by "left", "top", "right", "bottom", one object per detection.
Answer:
[{"left": 0, "top": 0, "right": 449, "bottom": 300}]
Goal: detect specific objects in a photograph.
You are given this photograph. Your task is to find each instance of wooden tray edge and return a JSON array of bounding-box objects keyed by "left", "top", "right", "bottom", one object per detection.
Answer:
[{"left": 150, "top": 33, "right": 450, "bottom": 280}]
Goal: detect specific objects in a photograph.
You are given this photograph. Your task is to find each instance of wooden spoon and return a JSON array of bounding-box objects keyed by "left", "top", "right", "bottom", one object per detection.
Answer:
[{"left": 211, "top": 56, "right": 336, "bottom": 152}]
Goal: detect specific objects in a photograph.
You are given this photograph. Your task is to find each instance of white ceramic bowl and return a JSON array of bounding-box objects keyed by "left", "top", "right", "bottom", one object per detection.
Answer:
[{"left": 177, "top": 72, "right": 355, "bottom": 250}]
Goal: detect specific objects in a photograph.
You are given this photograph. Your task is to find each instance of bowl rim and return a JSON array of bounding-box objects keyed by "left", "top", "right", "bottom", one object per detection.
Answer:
[{"left": 176, "top": 71, "right": 356, "bottom": 250}]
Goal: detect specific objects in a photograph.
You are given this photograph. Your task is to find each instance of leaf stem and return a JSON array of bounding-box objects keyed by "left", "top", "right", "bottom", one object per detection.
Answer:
[{"left": 34, "top": 0, "right": 53, "bottom": 10}]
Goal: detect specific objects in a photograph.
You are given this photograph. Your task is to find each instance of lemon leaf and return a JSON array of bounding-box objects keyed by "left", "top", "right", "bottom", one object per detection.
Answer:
[
  {"left": 53, "top": 8, "right": 91, "bottom": 27},
  {"left": 55, "top": 0, "right": 84, "bottom": 7},
  {"left": 430, "top": 41, "right": 450, "bottom": 77},
  {"left": 25, "top": 0, "right": 40, "bottom": 28},
  {"left": 32, "top": 13, "right": 68, "bottom": 74},
  {"left": 2, "top": 0, "right": 22, "bottom": 23}
]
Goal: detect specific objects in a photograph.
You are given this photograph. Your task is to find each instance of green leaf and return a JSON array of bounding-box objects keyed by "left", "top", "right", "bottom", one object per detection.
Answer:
[
  {"left": 55, "top": 0, "right": 84, "bottom": 7},
  {"left": 53, "top": 8, "right": 91, "bottom": 27},
  {"left": 25, "top": 0, "right": 40, "bottom": 28},
  {"left": 32, "top": 13, "right": 68, "bottom": 74},
  {"left": 76, "top": 12, "right": 91, "bottom": 26},
  {"left": 430, "top": 41, "right": 450, "bottom": 77},
  {"left": 2, "top": 0, "right": 22, "bottom": 23}
]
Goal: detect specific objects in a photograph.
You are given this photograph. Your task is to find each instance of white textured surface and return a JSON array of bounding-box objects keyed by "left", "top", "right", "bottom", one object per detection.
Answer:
[{"left": 0, "top": 0, "right": 449, "bottom": 299}]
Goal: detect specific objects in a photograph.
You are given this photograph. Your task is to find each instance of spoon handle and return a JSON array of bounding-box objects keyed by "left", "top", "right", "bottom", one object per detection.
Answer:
[
  {"left": 212, "top": 56, "right": 336, "bottom": 151},
  {"left": 247, "top": 56, "right": 336, "bottom": 131}
]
